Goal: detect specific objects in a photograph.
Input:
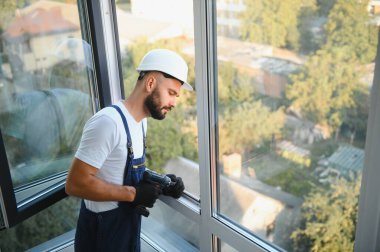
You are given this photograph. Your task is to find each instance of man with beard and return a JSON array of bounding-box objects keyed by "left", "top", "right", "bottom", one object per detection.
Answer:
[{"left": 65, "top": 49, "right": 191, "bottom": 252}]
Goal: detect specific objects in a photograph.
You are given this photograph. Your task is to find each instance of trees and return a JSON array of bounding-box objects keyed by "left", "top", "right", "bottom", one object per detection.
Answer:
[
  {"left": 297, "top": 1, "right": 324, "bottom": 54},
  {"left": 286, "top": 48, "right": 359, "bottom": 130},
  {"left": 216, "top": 61, "right": 285, "bottom": 155},
  {"left": 219, "top": 101, "right": 284, "bottom": 155},
  {"left": 217, "top": 62, "right": 255, "bottom": 105},
  {"left": 316, "top": 0, "right": 336, "bottom": 17},
  {"left": 341, "top": 86, "right": 370, "bottom": 145},
  {"left": 240, "top": 0, "right": 305, "bottom": 50},
  {"left": 286, "top": 0, "right": 377, "bottom": 136},
  {"left": 145, "top": 106, "right": 198, "bottom": 172},
  {"left": 0, "top": 0, "right": 16, "bottom": 27},
  {"left": 324, "top": 0, "right": 377, "bottom": 64},
  {"left": 291, "top": 176, "right": 360, "bottom": 252}
]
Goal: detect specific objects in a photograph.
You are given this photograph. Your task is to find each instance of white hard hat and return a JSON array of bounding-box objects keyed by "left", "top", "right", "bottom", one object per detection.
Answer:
[{"left": 136, "top": 49, "right": 193, "bottom": 91}]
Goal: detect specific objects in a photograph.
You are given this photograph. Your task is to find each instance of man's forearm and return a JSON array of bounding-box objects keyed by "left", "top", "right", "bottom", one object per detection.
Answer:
[{"left": 65, "top": 158, "right": 136, "bottom": 202}]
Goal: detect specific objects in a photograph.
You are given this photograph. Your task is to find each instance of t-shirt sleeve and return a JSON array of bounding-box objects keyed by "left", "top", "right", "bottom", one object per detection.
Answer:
[{"left": 75, "top": 114, "right": 118, "bottom": 169}]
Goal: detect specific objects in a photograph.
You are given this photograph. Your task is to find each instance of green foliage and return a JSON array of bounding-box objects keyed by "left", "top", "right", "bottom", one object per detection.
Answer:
[
  {"left": 216, "top": 59, "right": 286, "bottom": 155},
  {"left": 286, "top": 0, "right": 376, "bottom": 139},
  {"left": 0, "top": 197, "right": 79, "bottom": 252},
  {"left": 217, "top": 61, "right": 255, "bottom": 105},
  {"left": 121, "top": 37, "right": 154, "bottom": 95},
  {"left": 145, "top": 106, "right": 198, "bottom": 173},
  {"left": 240, "top": 0, "right": 303, "bottom": 49},
  {"left": 317, "top": 0, "right": 336, "bottom": 16},
  {"left": 286, "top": 47, "right": 361, "bottom": 130},
  {"left": 264, "top": 166, "right": 318, "bottom": 197},
  {"left": 0, "top": 0, "right": 37, "bottom": 29},
  {"left": 298, "top": 2, "right": 321, "bottom": 53},
  {"left": 310, "top": 140, "right": 338, "bottom": 165},
  {"left": 324, "top": 0, "right": 378, "bottom": 64},
  {"left": 116, "top": 0, "right": 130, "bottom": 3},
  {"left": 0, "top": 0, "right": 16, "bottom": 29},
  {"left": 291, "top": 176, "right": 360, "bottom": 252},
  {"left": 218, "top": 101, "right": 285, "bottom": 155},
  {"left": 341, "top": 86, "right": 370, "bottom": 145}
]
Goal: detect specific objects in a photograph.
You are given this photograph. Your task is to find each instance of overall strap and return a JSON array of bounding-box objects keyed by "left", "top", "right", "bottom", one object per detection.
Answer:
[
  {"left": 111, "top": 105, "right": 133, "bottom": 186},
  {"left": 111, "top": 105, "right": 134, "bottom": 158}
]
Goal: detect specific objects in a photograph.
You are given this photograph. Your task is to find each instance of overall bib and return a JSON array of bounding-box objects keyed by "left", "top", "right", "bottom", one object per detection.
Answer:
[{"left": 75, "top": 105, "right": 146, "bottom": 252}]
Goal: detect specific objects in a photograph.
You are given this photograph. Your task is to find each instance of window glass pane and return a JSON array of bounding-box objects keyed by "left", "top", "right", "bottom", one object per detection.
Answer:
[
  {"left": 217, "top": 237, "right": 238, "bottom": 252},
  {"left": 0, "top": 197, "right": 80, "bottom": 251},
  {"left": 0, "top": 0, "right": 96, "bottom": 188},
  {"left": 115, "top": 0, "right": 199, "bottom": 199},
  {"left": 215, "top": 0, "right": 376, "bottom": 251},
  {"left": 142, "top": 200, "right": 199, "bottom": 251}
]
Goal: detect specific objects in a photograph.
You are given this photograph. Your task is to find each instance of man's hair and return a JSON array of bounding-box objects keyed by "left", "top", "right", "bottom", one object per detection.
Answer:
[{"left": 138, "top": 71, "right": 183, "bottom": 85}]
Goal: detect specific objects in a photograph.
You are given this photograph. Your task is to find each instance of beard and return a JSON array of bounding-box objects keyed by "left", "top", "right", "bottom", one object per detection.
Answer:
[{"left": 145, "top": 88, "right": 169, "bottom": 120}]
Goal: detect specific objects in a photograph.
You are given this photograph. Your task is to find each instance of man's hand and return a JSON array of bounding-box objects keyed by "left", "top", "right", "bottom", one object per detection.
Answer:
[
  {"left": 133, "top": 180, "right": 161, "bottom": 208},
  {"left": 163, "top": 174, "right": 185, "bottom": 199}
]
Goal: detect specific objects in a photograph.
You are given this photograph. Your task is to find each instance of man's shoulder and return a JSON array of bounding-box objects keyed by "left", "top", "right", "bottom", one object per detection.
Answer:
[
  {"left": 93, "top": 103, "right": 147, "bottom": 133},
  {"left": 84, "top": 107, "right": 121, "bottom": 131},
  {"left": 94, "top": 106, "right": 122, "bottom": 121}
]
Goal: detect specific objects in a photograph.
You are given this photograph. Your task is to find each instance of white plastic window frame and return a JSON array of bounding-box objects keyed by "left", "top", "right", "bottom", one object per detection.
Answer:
[
  {"left": 195, "top": 1, "right": 380, "bottom": 252},
  {"left": 105, "top": 0, "right": 380, "bottom": 251},
  {"left": 195, "top": 1, "right": 273, "bottom": 251},
  {"left": 354, "top": 34, "right": 380, "bottom": 252}
]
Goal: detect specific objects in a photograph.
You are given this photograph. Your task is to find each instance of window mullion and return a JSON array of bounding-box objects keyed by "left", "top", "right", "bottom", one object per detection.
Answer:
[{"left": 354, "top": 34, "right": 380, "bottom": 252}]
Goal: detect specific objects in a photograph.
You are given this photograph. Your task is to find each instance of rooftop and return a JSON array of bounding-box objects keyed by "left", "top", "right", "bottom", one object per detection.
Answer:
[
  {"left": 328, "top": 145, "right": 364, "bottom": 172},
  {"left": 3, "top": 6, "right": 78, "bottom": 41}
]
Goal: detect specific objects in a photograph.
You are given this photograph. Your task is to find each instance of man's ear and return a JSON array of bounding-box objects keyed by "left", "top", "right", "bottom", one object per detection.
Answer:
[{"left": 145, "top": 74, "right": 156, "bottom": 93}]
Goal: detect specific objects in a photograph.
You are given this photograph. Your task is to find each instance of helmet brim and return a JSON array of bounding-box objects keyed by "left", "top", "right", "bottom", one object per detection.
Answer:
[{"left": 181, "top": 82, "right": 193, "bottom": 91}]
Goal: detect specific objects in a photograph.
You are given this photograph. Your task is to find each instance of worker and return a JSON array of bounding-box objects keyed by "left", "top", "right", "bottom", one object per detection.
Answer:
[{"left": 65, "top": 49, "right": 191, "bottom": 251}]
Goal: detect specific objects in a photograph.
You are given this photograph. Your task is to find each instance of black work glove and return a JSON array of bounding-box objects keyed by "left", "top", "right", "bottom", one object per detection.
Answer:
[
  {"left": 133, "top": 178, "right": 161, "bottom": 208},
  {"left": 163, "top": 174, "right": 185, "bottom": 199}
]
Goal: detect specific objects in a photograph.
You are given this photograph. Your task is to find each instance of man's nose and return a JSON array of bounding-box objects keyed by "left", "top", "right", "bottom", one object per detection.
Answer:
[{"left": 169, "top": 97, "right": 176, "bottom": 108}]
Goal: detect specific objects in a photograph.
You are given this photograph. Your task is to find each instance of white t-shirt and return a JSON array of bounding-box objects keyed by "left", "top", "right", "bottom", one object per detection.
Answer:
[{"left": 75, "top": 101, "right": 147, "bottom": 212}]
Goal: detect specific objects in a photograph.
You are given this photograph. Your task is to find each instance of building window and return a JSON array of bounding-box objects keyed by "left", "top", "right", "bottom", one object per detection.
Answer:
[
  {"left": 214, "top": 0, "right": 377, "bottom": 251},
  {"left": 0, "top": 0, "right": 97, "bottom": 249}
]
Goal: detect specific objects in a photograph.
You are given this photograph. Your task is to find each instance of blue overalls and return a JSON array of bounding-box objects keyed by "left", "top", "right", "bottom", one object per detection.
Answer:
[{"left": 75, "top": 105, "right": 146, "bottom": 252}]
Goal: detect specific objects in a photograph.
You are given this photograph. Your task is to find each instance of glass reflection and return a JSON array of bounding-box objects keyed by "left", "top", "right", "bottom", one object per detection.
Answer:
[
  {"left": 0, "top": 197, "right": 80, "bottom": 251},
  {"left": 0, "top": 0, "right": 95, "bottom": 188}
]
